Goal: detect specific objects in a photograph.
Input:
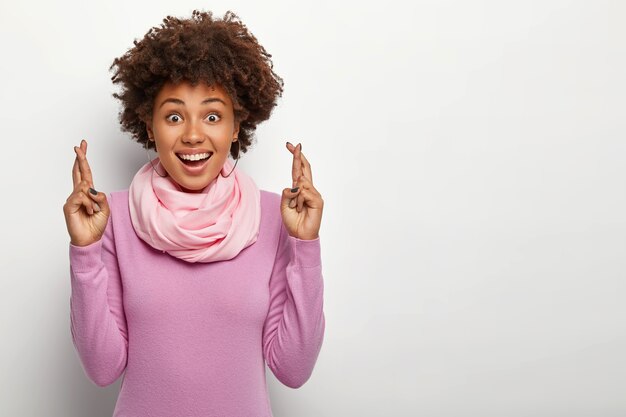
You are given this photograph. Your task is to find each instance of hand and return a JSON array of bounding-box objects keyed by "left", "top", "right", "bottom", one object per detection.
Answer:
[
  {"left": 63, "top": 139, "right": 111, "bottom": 247},
  {"left": 280, "top": 142, "right": 324, "bottom": 240}
]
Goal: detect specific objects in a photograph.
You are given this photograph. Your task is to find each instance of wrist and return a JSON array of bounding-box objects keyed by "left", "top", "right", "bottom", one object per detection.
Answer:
[
  {"left": 287, "top": 234, "right": 321, "bottom": 268},
  {"left": 289, "top": 234, "right": 319, "bottom": 240},
  {"left": 70, "top": 238, "right": 101, "bottom": 247}
]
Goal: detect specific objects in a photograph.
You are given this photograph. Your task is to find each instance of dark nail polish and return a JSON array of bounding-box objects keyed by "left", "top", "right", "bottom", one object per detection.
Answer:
[
  {"left": 89, "top": 187, "right": 97, "bottom": 195},
  {"left": 286, "top": 141, "right": 292, "bottom": 146},
  {"left": 290, "top": 187, "right": 299, "bottom": 193}
]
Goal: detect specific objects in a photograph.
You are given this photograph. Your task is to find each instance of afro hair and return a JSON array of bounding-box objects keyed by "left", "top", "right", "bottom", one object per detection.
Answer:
[{"left": 109, "top": 9, "right": 284, "bottom": 158}]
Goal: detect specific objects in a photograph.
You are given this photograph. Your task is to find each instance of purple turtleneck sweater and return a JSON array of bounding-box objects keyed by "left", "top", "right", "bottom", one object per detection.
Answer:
[{"left": 68, "top": 189, "right": 325, "bottom": 416}]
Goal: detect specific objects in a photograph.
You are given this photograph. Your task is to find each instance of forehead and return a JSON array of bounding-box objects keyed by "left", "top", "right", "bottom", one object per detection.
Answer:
[{"left": 155, "top": 80, "right": 232, "bottom": 105}]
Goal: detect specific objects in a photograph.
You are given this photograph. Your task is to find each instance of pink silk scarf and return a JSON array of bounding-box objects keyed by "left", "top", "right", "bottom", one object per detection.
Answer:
[{"left": 128, "top": 156, "right": 261, "bottom": 263}]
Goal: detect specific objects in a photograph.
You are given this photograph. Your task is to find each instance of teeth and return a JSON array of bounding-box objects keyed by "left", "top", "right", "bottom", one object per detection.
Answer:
[{"left": 178, "top": 152, "right": 211, "bottom": 161}]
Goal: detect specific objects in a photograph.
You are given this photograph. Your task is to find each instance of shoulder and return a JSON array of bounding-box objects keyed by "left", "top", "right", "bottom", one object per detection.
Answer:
[
  {"left": 108, "top": 189, "right": 129, "bottom": 209},
  {"left": 259, "top": 189, "right": 283, "bottom": 226},
  {"left": 260, "top": 189, "right": 281, "bottom": 209},
  {"left": 260, "top": 189, "right": 287, "bottom": 226},
  {"left": 104, "top": 189, "right": 130, "bottom": 223},
  {"left": 109, "top": 189, "right": 129, "bottom": 199},
  {"left": 259, "top": 189, "right": 287, "bottom": 242}
]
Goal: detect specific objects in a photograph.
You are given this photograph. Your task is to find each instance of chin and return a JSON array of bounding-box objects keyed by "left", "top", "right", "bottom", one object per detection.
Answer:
[
  {"left": 176, "top": 175, "right": 218, "bottom": 193},
  {"left": 176, "top": 182, "right": 204, "bottom": 193}
]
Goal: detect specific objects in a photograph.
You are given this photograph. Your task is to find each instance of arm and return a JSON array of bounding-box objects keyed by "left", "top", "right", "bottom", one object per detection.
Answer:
[
  {"left": 262, "top": 220, "right": 326, "bottom": 388},
  {"left": 69, "top": 196, "right": 128, "bottom": 387}
]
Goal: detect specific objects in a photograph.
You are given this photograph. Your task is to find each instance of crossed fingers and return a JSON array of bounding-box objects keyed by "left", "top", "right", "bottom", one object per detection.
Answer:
[
  {"left": 288, "top": 142, "right": 312, "bottom": 186},
  {"left": 72, "top": 140, "right": 94, "bottom": 189}
]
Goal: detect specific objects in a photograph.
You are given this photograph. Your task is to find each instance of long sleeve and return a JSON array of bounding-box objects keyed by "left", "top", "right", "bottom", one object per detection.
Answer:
[
  {"left": 68, "top": 200, "right": 128, "bottom": 387},
  {"left": 261, "top": 220, "right": 326, "bottom": 388}
]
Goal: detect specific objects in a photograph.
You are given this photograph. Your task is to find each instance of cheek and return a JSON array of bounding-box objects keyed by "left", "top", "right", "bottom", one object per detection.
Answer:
[{"left": 216, "top": 130, "right": 235, "bottom": 149}]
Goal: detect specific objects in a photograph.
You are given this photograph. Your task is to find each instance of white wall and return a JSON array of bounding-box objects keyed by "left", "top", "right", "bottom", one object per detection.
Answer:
[{"left": 0, "top": 0, "right": 624, "bottom": 415}]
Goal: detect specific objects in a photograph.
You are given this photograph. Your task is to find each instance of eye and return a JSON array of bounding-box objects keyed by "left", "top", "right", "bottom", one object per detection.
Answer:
[
  {"left": 206, "top": 113, "right": 221, "bottom": 122},
  {"left": 166, "top": 113, "right": 182, "bottom": 123}
]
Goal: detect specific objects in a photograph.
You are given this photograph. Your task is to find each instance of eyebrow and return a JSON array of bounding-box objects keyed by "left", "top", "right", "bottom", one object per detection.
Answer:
[{"left": 159, "top": 97, "right": 226, "bottom": 108}]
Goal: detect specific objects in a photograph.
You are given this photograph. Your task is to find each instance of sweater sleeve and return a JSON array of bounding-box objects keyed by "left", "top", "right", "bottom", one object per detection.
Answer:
[
  {"left": 261, "top": 220, "right": 326, "bottom": 389},
  {"left": 68, "top": 200, "right": 128, "bottom": 387}
]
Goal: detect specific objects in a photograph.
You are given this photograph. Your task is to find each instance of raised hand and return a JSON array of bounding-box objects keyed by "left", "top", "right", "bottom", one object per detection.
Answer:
[
  {"left": 280, "top": 142, "right": 324, "bottom": 240},
  {"left": 63, "top": 139, "right": 111, "bottom": 247}
]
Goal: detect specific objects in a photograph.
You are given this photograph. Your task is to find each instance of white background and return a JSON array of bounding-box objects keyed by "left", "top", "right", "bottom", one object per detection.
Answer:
[{"left": 0, "top": 0, "right": 625, "bottom": 416}]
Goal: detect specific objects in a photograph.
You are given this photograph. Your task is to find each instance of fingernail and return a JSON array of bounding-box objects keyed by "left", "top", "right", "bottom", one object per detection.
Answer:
[
  {"left": 94, "top": 203, "right": 101, "bottom": 212},
  {"left": 286, "top": 141, "right": 292, "bottom": 146},
  {"left": 290, "top": 187, "right": 299, "bottom": 193},
  {"left": 89, "top": 187, "right": 97, "bottom": 195},
  {"left": 298, "top": 143, "right": 302, "bottom": 150}
]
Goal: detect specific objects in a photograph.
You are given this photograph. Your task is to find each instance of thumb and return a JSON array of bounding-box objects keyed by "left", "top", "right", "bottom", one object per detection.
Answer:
[
  {"left": 281, "top": 186, "right": 300, "bottom": 210},
  {"left": 88, "top": 188, "right": 110, "bottom": 215}
]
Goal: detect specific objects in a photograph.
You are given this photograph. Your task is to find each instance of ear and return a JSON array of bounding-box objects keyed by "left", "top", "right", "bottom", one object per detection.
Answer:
[
  {"left": 144, "top": 117, "right": 154, "bottom": 141},
  {"left": 233, "top": 120, "right": 240, "bottom": 141}
]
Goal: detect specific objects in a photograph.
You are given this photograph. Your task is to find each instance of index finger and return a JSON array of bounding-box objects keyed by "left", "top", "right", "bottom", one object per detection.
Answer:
[
  {"left": 72, "top": 156, "right": 81, "bottom": 188},
  {"left": 290, "top": 143, "right": 303, "bottom": 187},
  {"left": 75, "top": 140, "right": 94, "bottom": 188}
]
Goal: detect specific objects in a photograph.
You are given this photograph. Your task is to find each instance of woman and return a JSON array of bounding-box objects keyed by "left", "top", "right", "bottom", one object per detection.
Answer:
[{"left": 63, "top": 10, "right": 325, "bottom": 417}]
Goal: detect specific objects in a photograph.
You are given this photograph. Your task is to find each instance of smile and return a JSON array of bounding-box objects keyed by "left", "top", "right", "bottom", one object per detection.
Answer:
[
  {"left": 177, "top": 152, "right": 212, "bottom": 161},
  {"left": 177, "top": 153, "right": 212, "bottom": 174}
]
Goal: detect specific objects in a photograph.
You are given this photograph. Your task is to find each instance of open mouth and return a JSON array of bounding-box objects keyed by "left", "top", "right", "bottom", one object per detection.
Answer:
[{"left": 177, "top": 153, "right": 212, "bottom": 167}]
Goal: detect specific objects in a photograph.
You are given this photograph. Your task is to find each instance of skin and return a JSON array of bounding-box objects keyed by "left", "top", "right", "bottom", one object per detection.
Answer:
[
  {"left": 145, "top": 81, "right": 240, "bottom": 193},
  {"left": 63, "top": 81, "right": 324, "bottom": 246}
]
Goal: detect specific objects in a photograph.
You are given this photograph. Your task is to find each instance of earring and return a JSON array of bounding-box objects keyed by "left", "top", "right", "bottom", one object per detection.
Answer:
[
  {"left": 145, "top": 139, "right": 167, "bottom": 177},
  {"left": 220, "top": 139, "right": 240, "bottom": 178}
]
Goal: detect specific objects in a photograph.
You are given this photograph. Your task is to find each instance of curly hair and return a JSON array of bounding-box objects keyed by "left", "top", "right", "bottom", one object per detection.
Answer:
[{"left": 109, "top": 9, "right": 284, "bottom": 158}]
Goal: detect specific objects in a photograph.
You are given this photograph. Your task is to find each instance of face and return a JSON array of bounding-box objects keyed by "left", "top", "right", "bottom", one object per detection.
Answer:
[{"left": 146, "top": 80, "right": 240, "bottom": 193}]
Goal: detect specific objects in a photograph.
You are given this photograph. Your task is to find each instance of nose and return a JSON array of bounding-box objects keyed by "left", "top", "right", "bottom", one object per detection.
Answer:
[{"left": 182, "top": 119, "right": 205, "bottom": 145}]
